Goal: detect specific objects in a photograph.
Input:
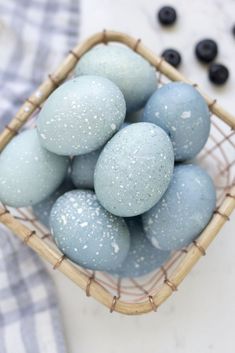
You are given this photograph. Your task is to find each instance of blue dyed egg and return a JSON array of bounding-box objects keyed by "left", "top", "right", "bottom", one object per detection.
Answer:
[
  {"left": 71, "top": 149, "right": 101, "bottom": 189},
  {"left": 37, "top": 76, "right": 126, "bottom": 156},
  {"left": 33, "top": 174, "right": 74, "bottom": 228},
  {"left": 75, "top": 45, "right": 157, "bottom": 113},
  {"left": 142, "top": 164, "right": 216, "bottom": 251},
  {"left": 113, "top": 217, "right": 170, "bottom": 278},
  {"left": 0, "top": 130, "right": 69, "bottom": 207},
  {"left": 50, "top": 190, "right": 130, "bottom": 271},
  {"left": 94, "top": 122, "right": 174, "bottom": 217},
  {"left": 143, "top": 82, "right": 211, "bottom": 161}
]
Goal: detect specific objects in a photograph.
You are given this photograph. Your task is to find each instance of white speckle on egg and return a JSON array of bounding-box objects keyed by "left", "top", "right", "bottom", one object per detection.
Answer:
[
  {"left": 151, "top": 236, "right": 161, "bottom": 249},
  {"left": 61, "top": 215, "right": 67, "bottom": 225},
  {"left": 181, "top": 111, "right": 191, "bottom": 119},
  {"left": 40, "top": 133, "right": 47, "bottom": 140},
  {"left": 111, "top": 241, "right": 120, "bottom": 254},
  {"left": 80, "top": 222, "right": 88, "bottom": 228}
]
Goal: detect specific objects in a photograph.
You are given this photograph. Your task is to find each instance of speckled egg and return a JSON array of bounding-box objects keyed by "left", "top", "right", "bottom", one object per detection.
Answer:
[
  {"left": 0, "top": 129, "right": 69, "bottom": 207},
  {"left": 33, "top": 174, "right": 74, "bottom": 228},
  {"left": 75, "top": 44, "right": 157, "bottom": 113},
  {"left": 142, "top": 164, "right": 216, "bottom": 251},
  {"left": 50, "top": 190, "right": 130, "bottom": 271},
  {"left": 71, "top": 149, "right": 101, "bottom": 189},
  {"left": 94, "top": 122, "right": 174, "bottom": 217},
  {"left": 143, "top": 82, "right": 211, "bottom": 161},
  {"left": 112, "top": 217, "right": 171, "bottom": 278},
  {"left": 37, "top": 76, "right": 126, "bottom": 156}
]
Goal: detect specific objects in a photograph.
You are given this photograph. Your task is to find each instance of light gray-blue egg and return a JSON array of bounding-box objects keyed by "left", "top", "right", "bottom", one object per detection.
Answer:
[
  {"left": 32, "top": 175, "right": 74, "bottom": 228},
  {"left": 142, "top": 164, "right": 216, "bottom": 251},
  {"left": 75, "top": 44, "right": 157, "bottom": 113},
  {"left": 94, "top": 122, "right": 174, "bottom": 217},
  {"left": 71, "top": 149, "right": 101, "bottom": 189},
  {"left": 0, "top": 129, "right": 69, "bottom": 207},
  {"left": 50, "top": 190, "right": 130, "bottom": 271},
  {"left": 143, "top": 82, "right": 211, "bottom": 161},
  {"left": 37, "top": 76, "right": 126, "bottom": 156},
  {"left": 112, "top": 217, "right": 171, "bottom": 278}
]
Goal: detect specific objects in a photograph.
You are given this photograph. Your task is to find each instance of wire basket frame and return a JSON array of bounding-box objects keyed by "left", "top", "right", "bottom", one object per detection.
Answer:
[{"left": 0, "top": 30, "right": 235, "bottom": 315}]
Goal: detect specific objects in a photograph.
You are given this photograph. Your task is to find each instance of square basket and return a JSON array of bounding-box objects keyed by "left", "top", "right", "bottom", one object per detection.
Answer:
[{"left": 0, "top": 30, "right": 235, "bottom": 315}]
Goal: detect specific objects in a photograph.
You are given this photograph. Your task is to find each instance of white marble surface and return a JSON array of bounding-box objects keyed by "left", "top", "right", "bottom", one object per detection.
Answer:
[{"left": 48, "top": 0, "right": 235, "bottom": 352}]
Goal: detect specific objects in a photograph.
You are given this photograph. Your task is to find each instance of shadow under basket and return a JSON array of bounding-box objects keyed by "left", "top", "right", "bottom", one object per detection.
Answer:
[{"left": 0, "top": 30, "right": 235, "bottom": 315}]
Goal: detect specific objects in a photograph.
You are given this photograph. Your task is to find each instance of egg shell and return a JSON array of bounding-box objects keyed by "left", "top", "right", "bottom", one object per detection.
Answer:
[
  {"left": 50, "top": 190, "right": 130, "bottom": 271},
  {"left": 33, "top": 174, "right": 74, "bottom": 228},
  {"left": 37, "top": 76, "right": 126, "bottom": 156},
  {"left": 71, "top": 149, "right": 101, "bottom": 189},
  {"left": 112, "top": 217, "right": 171, "bottom": 278},
  {"left": 94, "top": 122, "right": 174, "bottom": 217},
  {"left": 143, "top": 82, "right": 211, "bottom": 161},
  {"left": 75, "top": 44, "right": 157, "bottom": 113},
  {"left": 0, "top": 129, "right": 69, "bottom": 207},
  {"left": 142, "top": 164, "right": 216, "bottom": 251}
]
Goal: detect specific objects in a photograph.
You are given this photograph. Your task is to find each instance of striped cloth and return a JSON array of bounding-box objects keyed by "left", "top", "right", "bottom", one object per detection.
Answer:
[{"left": 0, "top": 0, "right": 79, "bottom": 352}]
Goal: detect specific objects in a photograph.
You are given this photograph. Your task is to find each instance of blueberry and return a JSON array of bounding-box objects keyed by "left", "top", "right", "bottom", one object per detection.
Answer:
[
  {"left": 195, "top": 39, "right": 218, "bottom": 63},
  {"left": 158, "top": 6, "right": 177, "bottom": 26},
  {"left": 208, "top": 63, "right": 229, "bottom": 85},
  {"left": 161, "top": 48, "right": 181, "bottom": 68}
]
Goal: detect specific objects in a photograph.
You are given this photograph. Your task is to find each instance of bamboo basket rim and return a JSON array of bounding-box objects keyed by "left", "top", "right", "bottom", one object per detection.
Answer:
[{"left": 0, "top": 30, "right": 235, "bottom": 315}]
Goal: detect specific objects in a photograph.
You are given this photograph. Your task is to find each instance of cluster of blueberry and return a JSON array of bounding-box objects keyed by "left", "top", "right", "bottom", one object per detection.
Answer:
[{"left": 158, "top": 6, "right": 230, "bottom": 85}]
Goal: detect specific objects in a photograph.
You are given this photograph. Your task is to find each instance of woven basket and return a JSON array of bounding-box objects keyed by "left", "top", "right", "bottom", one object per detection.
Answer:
[{"left": 0, "top": 30, "right": 235, "bottom": 315}]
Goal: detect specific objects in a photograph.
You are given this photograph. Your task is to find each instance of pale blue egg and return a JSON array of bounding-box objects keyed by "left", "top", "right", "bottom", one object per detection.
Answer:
[
  {"left": 75, "top": 45, "right": 157, "bottom": 113},
  {"left": 50, "top": 190, "right": 130, "bottom": 271},
  {"left": 94, "top": 122, "right": 174, "bottom": 217},
  {"left": 0, "top": 129, "right": 69, "bottom": 207},
  {"left": 143, "top": 82, "right": 211, "bottom": 161},
  {"left": 33, "top": 174, "right": 74, "bottom": 228},
  {"left": 142, "top": 164, "right": 216, "bottom": 251},
  {"left": 71, "top": 149, "right": 101, "bottom": 189},
  {"left": 112, "top": 217, "right": 171, "bottom": 278},
  {"left": 37, "top": 76, "right": 126, "bottom": 156}
]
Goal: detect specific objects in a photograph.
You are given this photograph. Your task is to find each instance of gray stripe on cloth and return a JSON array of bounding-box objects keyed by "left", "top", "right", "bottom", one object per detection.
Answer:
[
  {"left": 0, "top": 0, "right": 32, "bottom": 84},
  {"left": 0, "top": 311, "right": 7, "bottom": 353},
  {"left": 65, "top": 0, "right": 80, "bottom": 50},
  {"left": 31, "top": 0, "right": 60, "bottom": 83},
  {"left": 2, "top": 234, "right": 41, "bottom": 353}
]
